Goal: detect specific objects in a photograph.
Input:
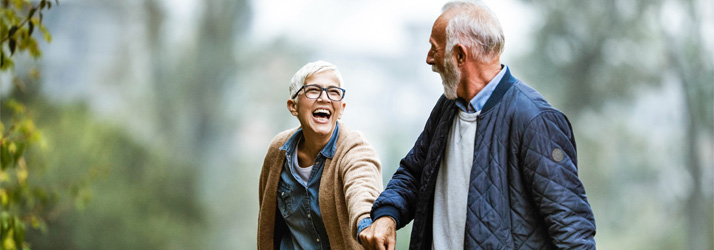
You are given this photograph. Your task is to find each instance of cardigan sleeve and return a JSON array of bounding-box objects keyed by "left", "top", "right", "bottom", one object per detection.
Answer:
[
  {"left": 339, "top": 131, "right": 384, "bottom": 240},
  {"left": 259, "top": 130, "right": 291, "bottom": 205}
]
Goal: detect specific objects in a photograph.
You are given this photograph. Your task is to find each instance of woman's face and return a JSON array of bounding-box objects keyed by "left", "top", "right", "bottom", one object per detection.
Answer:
[{"left": 288, "top": 70, "right": 346, "bottom": 138}]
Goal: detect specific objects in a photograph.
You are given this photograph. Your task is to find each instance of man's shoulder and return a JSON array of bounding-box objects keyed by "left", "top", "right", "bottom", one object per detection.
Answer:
[
  {"left": 508, "top": 81, "right": 561, "bottom": 114},
  {"left": 426, "top": 94, "right": 458, "bottom": 122},
  {"left": 489, "top": 81, "right": 569, "bottom": 131},
  {"left": 434, "top": 94, "right": 456, "bottom": 110}
]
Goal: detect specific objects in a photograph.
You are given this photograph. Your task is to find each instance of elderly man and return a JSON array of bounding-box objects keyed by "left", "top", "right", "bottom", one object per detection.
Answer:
[{"left": 359, "top": 1, "right": 596, "bottom": 249}]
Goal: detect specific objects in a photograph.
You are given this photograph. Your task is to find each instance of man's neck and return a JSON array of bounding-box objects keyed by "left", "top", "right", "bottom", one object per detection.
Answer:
[{"left": 458, "top": 61, "right": 501, "bottom": 101}]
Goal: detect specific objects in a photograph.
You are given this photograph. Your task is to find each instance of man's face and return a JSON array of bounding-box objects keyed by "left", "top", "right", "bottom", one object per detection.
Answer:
[
  {"left": 427, "top": 13, "right": 460, "bottom": 100},
  {"left": 441, "top": 50, "right": 461, "bottom": 100},
  {"left": 288, "top": 71, "right": 346, "bottom": 137},
  {"left": 427, "top": 15, "right": 447, "bottom": 75}
]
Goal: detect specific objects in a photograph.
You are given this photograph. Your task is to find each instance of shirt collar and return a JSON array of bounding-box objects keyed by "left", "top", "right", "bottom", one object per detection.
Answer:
[
  {"left": 455, "top": 64, "right": 508, "bottom": 113},
  {"left": 280, "top": 123, "right": 340, "bottom": 159}
]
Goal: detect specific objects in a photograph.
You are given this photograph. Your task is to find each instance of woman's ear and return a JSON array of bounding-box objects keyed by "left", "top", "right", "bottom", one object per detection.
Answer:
[
  {"left": 339, "top": 102, "right": 346, "bottom": 119},
  {"left": 287, "top": 99, "right": 298, "bottom": 116}
]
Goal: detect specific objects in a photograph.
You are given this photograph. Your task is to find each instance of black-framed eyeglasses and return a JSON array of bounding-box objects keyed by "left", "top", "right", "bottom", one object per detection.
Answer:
[{"left": 292, "top": 84, "right": 346, "bottom": 101}]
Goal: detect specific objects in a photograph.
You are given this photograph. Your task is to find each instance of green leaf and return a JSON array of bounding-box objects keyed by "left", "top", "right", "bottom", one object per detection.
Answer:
[
  {"left": 28, "top": 7, "right": 36, "bottom": 18},
  {"left": 13, "top": 217, "right": 24, "bottom": 250},
  {"left": 1, "top": 212, "right": 9, "bottom": 229},
  {"left": 8, "top": 38, "right": 16, "bottom": 55},
  {"left": 8, "top": 25, "right": 17, "bottom": 37},
  {"left": 13, "top": 142, "right": 24, "bottom": 163},
  {"left": 1, "top": 143, "right": 11, "bottom": 170},
  {"left": 27, "top": 21, "right": 33, "bottom": 37},
  {"left": 2, "top": 230, "right": 16, "bottom": 250},
  {"left": 40, "top": 26, "right": 51, "bottom": 42}
]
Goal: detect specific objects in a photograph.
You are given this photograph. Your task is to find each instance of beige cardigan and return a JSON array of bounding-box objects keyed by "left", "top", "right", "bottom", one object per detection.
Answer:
[{"left": 258, "top": 123, "right": 383, "bottom": 250}]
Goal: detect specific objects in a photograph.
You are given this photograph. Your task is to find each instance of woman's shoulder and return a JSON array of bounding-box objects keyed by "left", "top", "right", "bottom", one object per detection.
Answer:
[
  {"left": 336, "top": 123, "right": 368, "bottom": 144},
  {"left": 267, "top": 127, "right": 300, "bottom": 150},
  {"left": 335, "top": 122, "right": 378, "bottom": 155}
]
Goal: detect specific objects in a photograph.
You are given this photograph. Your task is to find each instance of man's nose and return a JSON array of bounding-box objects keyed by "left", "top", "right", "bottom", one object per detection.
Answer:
[{"left": 426, "top": 51, "right": 435, "bottom": 65}]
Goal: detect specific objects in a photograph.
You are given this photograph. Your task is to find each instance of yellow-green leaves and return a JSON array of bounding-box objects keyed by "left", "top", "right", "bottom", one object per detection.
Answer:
[
  {"left": 1, "top": 0, "right": 55, "bottom": 70},
  {"left": 1, "top": 1, "right": 58, "bottom": 250}
]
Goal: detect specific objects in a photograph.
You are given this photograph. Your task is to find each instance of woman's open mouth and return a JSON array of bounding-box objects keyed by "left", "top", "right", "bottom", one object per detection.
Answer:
[{"left": 312, "top": 108, "right": 331, "bottom": 123}]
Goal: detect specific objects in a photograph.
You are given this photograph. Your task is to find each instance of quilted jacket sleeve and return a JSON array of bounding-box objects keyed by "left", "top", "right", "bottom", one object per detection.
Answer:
[
  {"left": 370, "top": 139, "right": 425, "bottom": 228},
  {"left": 520, "top": 111, "right": 596, "bottom": 249}
]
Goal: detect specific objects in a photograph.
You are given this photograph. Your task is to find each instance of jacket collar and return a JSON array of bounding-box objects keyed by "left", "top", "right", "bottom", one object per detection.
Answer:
[{"left": 481, "top": 66, "right": 515, "bottom": 114}]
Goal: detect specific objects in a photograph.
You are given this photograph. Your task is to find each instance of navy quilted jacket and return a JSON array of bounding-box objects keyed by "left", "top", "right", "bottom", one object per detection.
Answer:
[{"left": 371, "top": 68, "right": 596, "bottom": 249}]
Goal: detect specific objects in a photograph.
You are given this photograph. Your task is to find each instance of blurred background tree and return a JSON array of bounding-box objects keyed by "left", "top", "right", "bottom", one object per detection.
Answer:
[
  {"left": 515, "top": 0, "right": 713, "bottom": 249},
  {"left": 2, "top": 0, "right": 209, "bottom": 249}
]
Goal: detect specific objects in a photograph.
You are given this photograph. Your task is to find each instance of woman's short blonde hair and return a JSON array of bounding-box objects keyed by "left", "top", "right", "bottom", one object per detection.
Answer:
[{"left": 289, "top": 60, "right": 344, "bottom": 101}]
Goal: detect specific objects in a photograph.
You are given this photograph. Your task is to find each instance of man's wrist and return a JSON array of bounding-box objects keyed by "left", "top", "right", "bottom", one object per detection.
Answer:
[{"left": 372, "top": 206, "right": 400, "bottom": 227}]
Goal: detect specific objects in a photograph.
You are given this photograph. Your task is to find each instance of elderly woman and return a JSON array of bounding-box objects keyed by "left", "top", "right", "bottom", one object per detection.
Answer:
[{"left": 258, "top": 61, "right": 383, "bottom": 250}]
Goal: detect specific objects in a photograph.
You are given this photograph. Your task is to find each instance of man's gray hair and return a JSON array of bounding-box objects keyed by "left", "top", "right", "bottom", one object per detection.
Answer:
[
  {"left": 442, "top": 0, "right": 505, "bottom": 63},
  {"left": 288, "top": 60, "right": 344, "bottom": 101}
]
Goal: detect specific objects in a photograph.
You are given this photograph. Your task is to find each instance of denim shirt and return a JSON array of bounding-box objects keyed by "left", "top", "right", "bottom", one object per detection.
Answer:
[{"left": 276, "top": 124, "right": 339, "bottom": 250}]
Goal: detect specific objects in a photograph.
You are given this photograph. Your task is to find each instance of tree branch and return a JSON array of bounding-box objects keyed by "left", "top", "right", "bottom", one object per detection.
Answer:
[{"left": 0, "top": 2, "right": 41, "bottom": 44}]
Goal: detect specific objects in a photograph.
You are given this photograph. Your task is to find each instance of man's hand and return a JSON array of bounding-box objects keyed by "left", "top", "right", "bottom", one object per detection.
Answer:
[{"left": 359, "top": 217, "right": 397, "bottom": 250}]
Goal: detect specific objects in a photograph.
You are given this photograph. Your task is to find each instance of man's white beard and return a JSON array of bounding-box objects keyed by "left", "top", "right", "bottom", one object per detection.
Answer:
[{"left": 437, "top": 56, "right": 460, "bottom": 100}]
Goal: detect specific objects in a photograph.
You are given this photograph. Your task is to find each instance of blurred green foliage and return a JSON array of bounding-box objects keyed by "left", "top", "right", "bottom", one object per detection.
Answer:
[
  {"left": 1, "top": 1, "right": 57, "bottom": 249},
  {"left": 16, "top": 84, "right": 207, "bottom": 250},
  {"left": 0, "top": 98, "right": 49, "bottom": 250},
  {"left": 2, "top": 1, "right": 208, "bottom": 249},
  {"left": 1, "top": 0, "right": 55, "bottom": 70},
  {"left": 1, "top": 50, "right": 208, "bottom": 250}
]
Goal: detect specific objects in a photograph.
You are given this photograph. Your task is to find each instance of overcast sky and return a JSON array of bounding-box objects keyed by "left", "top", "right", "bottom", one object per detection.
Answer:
[{"left": 248, "top": 0, "right": 538, "bottom": 60}]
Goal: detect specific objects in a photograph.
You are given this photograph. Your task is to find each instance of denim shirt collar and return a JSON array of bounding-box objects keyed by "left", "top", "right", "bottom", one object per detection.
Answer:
[
  {"left": 455, "top": 64, "right": 508, "bottom": 113},
  {"left": 279, "top": 123, "right": 340, "bottom": 159}
]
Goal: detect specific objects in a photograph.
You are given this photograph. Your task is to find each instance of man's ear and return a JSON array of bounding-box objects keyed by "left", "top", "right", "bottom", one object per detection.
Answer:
[
  {"left": 287, "top": 99, "right": 298, "bottom": 116},
  {"left": 453, "top": 44, "right": 467, "bottom": 65}
]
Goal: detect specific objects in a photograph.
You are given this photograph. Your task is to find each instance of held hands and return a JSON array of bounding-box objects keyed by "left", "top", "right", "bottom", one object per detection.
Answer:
[{"left": 359, "top": 217, "right": 397, "bottom": 250}]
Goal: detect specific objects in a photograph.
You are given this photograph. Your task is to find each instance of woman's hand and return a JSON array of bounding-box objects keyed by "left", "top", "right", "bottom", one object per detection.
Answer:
[{"left": 359, "top": 217, "right": 397, "bottom": 250}]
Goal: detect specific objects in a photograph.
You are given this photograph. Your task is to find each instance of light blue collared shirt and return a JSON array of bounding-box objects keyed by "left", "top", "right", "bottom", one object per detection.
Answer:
[{"left": 454, "top": 64, "right": 508, "bottom": 113}]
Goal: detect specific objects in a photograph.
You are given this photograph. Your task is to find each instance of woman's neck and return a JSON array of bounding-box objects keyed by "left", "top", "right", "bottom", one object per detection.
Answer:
[{"left": 296, "top": 130, "right": 331, "bottom": 168}]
